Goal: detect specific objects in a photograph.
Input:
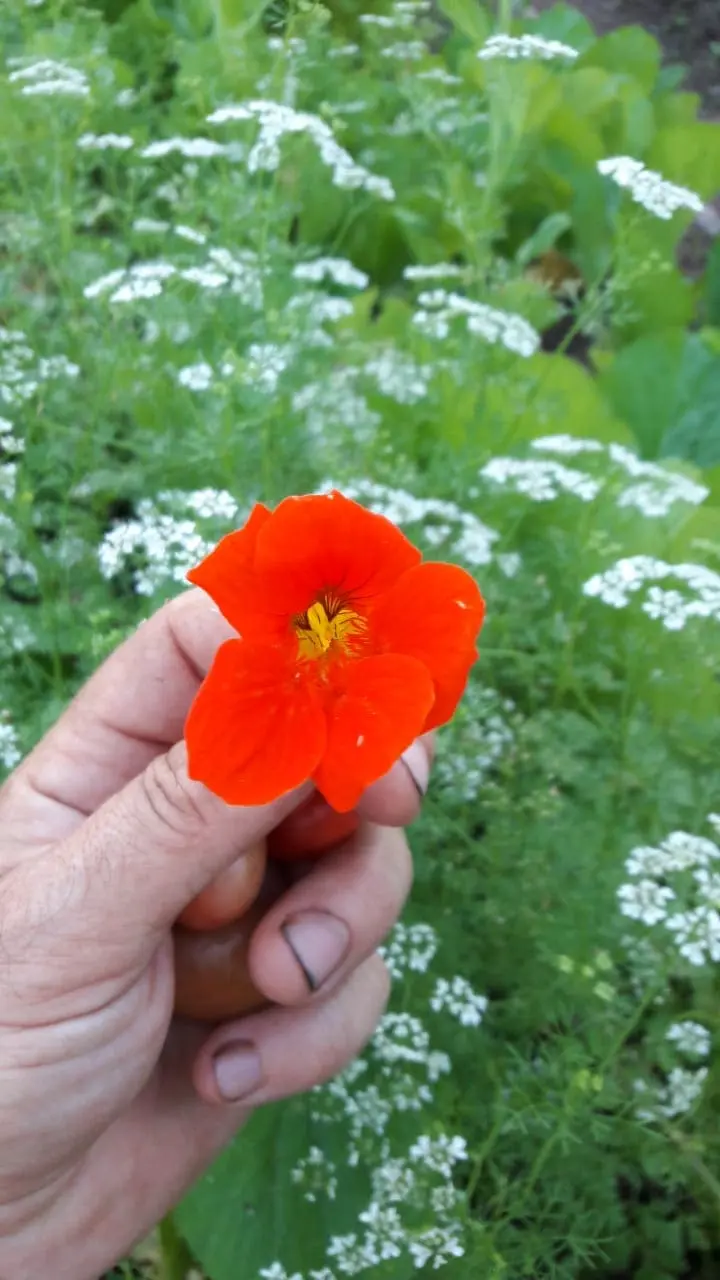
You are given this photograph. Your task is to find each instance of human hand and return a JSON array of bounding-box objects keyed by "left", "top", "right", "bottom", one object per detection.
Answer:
[{"left": 0, "top": 590, "right": 432, "bottom": 1280}]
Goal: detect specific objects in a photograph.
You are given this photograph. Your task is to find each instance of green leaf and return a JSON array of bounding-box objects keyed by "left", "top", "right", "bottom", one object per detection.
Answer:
[
  {"left": 599, "top": 330, "right": 720, "bottom": 466},
  {"left": 176, "top": 1100, "right": 364, "bottom": 1280},
  {"left": 526, "top": 2, "right": 596, "bottom": 54},
  {"left": 579, "top": 25, "right": 661, "bottom": 95},
  {"left": 516, "top": 212, "right": 572, "bottom": 267},
  {"left": 438, "top": 0, "right": 489, "bottom": 46}
]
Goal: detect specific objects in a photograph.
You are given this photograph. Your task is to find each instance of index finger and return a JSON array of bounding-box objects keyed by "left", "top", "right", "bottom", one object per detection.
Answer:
[{"left": 6, "top": 589, "right": 234, "bottom": 841}]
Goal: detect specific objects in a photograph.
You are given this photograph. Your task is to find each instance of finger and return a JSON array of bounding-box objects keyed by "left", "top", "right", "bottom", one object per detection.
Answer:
[
  {"left": 355, "top": 733, "right": 434, "bottom": 826},
  {"left": 1, "top": 743, "right": 310, "bottom": 989},
  {"left": 249, "top": 823, "right": 412, "bottom": 1005},
  {"left": 193, "top": 953, "right": 389, "bottom": 1104},
  {"left": 3, "top": 589, "right": 233, "bottom": 847}
]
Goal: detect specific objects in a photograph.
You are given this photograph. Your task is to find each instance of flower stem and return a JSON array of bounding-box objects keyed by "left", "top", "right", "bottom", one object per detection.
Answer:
[{"left": 157, "top": 1212, "right": 194, "bottom": 1280}]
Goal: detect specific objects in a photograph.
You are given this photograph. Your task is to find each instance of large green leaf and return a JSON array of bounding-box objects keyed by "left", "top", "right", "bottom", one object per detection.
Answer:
[
  {"left": 599, "top": 330, "right": 720, "bottom": 465},
  {"left": 176, "top": 1099, "right": 362, "bottom": 1279},
  {"left": 579, "top": 25, "right": 661, "bottom": 95}
]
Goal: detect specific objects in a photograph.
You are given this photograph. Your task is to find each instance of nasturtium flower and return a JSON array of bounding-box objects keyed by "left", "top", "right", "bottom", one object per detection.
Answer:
[{"left": 185, "top": 491, "right": 485, "bottom": 812}]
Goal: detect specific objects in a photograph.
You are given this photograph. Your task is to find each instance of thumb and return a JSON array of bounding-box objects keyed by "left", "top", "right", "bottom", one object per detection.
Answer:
[{"left": 4, "top": 742, "right": 310, "bottom": 978}]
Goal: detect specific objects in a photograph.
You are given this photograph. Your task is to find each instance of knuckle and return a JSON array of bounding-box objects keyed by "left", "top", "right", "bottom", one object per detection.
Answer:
[{"left": 138, "top": 748, "right": 212, "bottom": 842}]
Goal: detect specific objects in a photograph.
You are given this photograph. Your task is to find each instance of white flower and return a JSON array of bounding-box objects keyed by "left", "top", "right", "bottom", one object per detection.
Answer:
[
  {"left": 380, "top": 40, "right": 427, "bottom": 60},
  {"left": 292, "top": 257, "right": 368, "bottom": 289},
  {"left": 408, "top": 1222, "right": 465, "bottom": 1269},
  {"left": 430, "top": 976, "right": 488, "bottom": 1026},
  {"left": 0, "top": 715, "right": 21, "bottom": 771},
  {"left": 661, "top": 1066, "right": 708, "bottom": 1117},
  {"left": 177, "top": 362, "right": 214, "bottom": 391},
  {"left": 133, "top": 217, "right": 171, "bottom": 234},
  {"left": 379, "top": 921, "right": 438, "bottom": 979},
  {"left": 665, "top": 907, "right": 720, "bottom": 966},
  {"left": 478, "top": 33, "right": 578, "bottom": 61},
  {"left": 481, "top": 455, "right": 600, "bottom": 502},
  {"left": 10, "top": 59, "right": 90, "bottom": 98},
  {"left": 174, "top": 224, "right": 207, "bottom": 245},
  {"left": 598, "top": 156, "right": 703, "bottom": 220},
  {"left": 77, "top": 132, "right": 134, "bottom": 151},
  {"left": 244, "top": 342, "right": 292, "bottom": 393},
  {"left": 408, "top": 1134, "right": 467, "bottom": 1177},
  {"left": 364, "top": 348, "right": 429, "bottom": 403},
  {"left": 97, "top": 489, "right": 240, "bottom": 595},
  {"left": 584, "top": 556, "right": 720, "bottom": 628},
  {"left": 414, "top": 290, "right": 539, "bottom": 356},
  {"left": 404, "top": 262, "right": 465, "bottom": 281},
  {"left": 531, "top": 434, "right": 605, "bottom": 456},
  {"left": 179, "top": 265, "right": 229, "bottom": 289},
  {"left": 207, "top": 100, "right": 395, "bottom": 201},
  {"left": 618, "top": 879, "right": 675, "bottom": 926},
  {"left": 291, "top": 1146, "right": 338, "bottom": 1202},
  {"left": 666, "top": 1021, "right": 711, "bottom": 1059},
  {"left": 141, "top": 136, "right": 228, "bottom": 159}
]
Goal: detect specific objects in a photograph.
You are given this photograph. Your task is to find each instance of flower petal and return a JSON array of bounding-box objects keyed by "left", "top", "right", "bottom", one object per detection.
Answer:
[
  {"left": 313, "top": 653, "right": 435, "bottom": 812},
  {"left": 185, "top": 639, "right": 326, "bottom": 805},
  {"left": 255, "top": 491, "right": 421, "bottom": 616},
  {"left": 370, "top": 561, "right": 485, "bottom": 729},
  {"left": 187, "top": 503, "right": 287, "bottom": 644}
]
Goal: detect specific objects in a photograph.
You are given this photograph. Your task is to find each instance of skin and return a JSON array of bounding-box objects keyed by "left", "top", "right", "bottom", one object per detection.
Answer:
[{"left": 0, "top": 588, "right": 433, "bottom": 1280}]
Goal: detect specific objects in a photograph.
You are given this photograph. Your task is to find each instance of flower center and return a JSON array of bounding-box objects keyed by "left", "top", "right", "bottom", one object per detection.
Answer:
[{"left": 295, "top": 596, "right": 365, "bottom": 660}]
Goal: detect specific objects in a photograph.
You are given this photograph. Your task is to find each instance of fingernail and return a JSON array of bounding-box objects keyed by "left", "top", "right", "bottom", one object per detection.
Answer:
[
  {"left": 212, "top": 1041, "right": 263, "bottom": 1101},
  {"left": 400, "top": 739, "right": 430, "bottom": 797},
  {"left": 281, "top": 911, "right": 351, "bottom": 991}
]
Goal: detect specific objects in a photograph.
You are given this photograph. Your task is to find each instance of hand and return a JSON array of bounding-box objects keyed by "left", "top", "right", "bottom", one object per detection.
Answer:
[{"left": 0, "top": 589, "right": 433, "bottom": 1280}]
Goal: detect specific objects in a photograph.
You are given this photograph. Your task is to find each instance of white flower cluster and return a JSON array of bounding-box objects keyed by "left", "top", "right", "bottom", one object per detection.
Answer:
[
  {"left": 634, "top": 1067, "right": 708, "bottom": 1122},
  {"left": 530, "top": 435, "right": 708, "bottom": 517},
  {"left": 77, "top": 132, "right": 134, "bottom": 151},
  {"left": 481, "top": 456, "right": 601, "bottom": 502},
  {"left": 618, "top": 823, "right": 720, "bottom": 968},
  {"left": 430, "top": 976, "right": 488, "bottom": 1027},
  {"left": 97, "top": 488, "right": 241, "bottom": 596},
  {"left": 435, "top": 686, "right": 517, "bottom": 803},
  {"left": 380, "top": 40, "right": 427, "bottom": 60},
  {"left": 404, "top": 262, "right": 465, "bottom": 281},
  {"left": 0, "top": 416, "right": 24, "bottom": 458},
  {"left": 583, "top": 556, "right": 720, "bottom": 630},
  {"left": 8, "top": 57, "right": 90, "bottom": 98},
  {"left": 295, "top": 371, "right": 380, "bottom": 444},
  {"left": 334, "top": 478, "right": 500, "bottom": 569},
  {"left": 379, "top": 921, "right": 438, "bottom": 980},
  {"left": 0, "top": 327, "right": 79, "bottom": 407},
  {"left": 176, "top": 344, "right": 293, "bottom": 395},
  {"left": 363, "top": 348, "right": 430, "bottom": 404},
  {"left": 597, "top": 156, "right": 704, "bottom": 221},
  {"left": 0, "top": 713, "right": 21, "bottom": 772},
  {"left": 478, "top": 33, "right": 579, "bottom": 62},
  {"left": 132, "top": 219, "right": 207, "bottom": 246},
  {"left": 292, "top": 257, "right": 369, "bottom": 290},
  {"left": 413, "top": 289, "right": 540, "bottom": 356},
  {"left": 291, "top": 1147, "right": 338, "bottom": 1203},
  {"left": 140, "top": 136, "right": 229, "bottom": 159},
  {"left": 666, "top": 1021, "right": 711, "bottom": 1059},
  {"left": 84, "top": 246, "right": 263, "bottom": 307},
  {"left": 264, "top": 910, "right": 485, "bottom": 1278},
  {"left": 207, "top": 100, "right": 395, "bottom": 201}
]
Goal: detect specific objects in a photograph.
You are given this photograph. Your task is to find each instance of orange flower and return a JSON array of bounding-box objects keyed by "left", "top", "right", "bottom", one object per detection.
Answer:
[{"left": 185, "top": 491, "right": 485, "bottom": 812}]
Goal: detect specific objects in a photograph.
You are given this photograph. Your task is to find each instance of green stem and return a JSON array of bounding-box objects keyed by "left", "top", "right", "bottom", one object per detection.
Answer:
[{"left": 158, "top": 1212, "right": 194, "bottom": 1280}]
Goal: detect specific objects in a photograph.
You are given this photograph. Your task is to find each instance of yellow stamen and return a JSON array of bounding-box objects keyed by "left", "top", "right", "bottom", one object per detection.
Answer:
[{"left": 295, "top": 599, "right": 365, "bottom": 660}]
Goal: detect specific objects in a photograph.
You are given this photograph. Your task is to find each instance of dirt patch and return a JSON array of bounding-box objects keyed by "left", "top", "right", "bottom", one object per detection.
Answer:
[{"left": 532, "top": 0, "right": 719, "bottom": 114}]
